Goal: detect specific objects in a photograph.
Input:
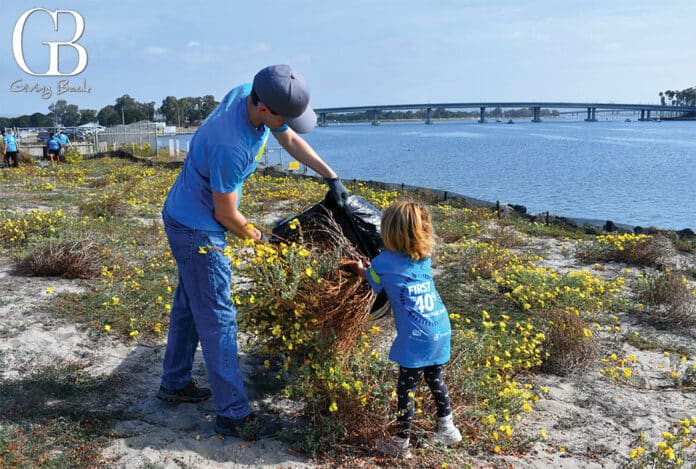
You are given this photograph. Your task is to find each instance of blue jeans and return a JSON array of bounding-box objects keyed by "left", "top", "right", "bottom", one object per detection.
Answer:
[{"left": 160, "top": 211, "right": 252, "bottom": 419}]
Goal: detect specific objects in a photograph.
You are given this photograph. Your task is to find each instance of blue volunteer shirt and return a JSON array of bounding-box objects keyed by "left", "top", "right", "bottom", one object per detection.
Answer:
[
  {"left": 164, "top": 83, "right": 270, "bottom": 231},
  {"left": 47, "top": 137, "right": 60, "bottom": 151},
  {"left": 3, "top": 134, "right": 17, "bottom": 152},
  {"left": 365, "top": 250, "right": 451, "bottom": 368},
  {"left": 58, "top": 134, "right": 69, "bottom": 146}
]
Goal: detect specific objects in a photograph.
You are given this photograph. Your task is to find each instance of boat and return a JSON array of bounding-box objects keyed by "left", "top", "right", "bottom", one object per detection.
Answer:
[
  {"left": 506, "top": 119, "right": 514, "bottom": 124},
  {"left": 625, "top": 118, "right": 631, "bottom": 122}
]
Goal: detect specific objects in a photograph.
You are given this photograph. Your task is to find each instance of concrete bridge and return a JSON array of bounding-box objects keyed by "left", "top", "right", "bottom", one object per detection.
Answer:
[{"left": 314, "top": 102, "right": 696, "bottom": 125}]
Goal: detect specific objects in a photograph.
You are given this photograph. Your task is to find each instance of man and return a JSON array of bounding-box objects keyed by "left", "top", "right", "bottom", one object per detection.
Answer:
[
  {"left": 3, "top": 130, "right": 19, "bottom": 168},
  {"left": 58, "top": 130, "right": 70, "bottom": 162},
  {"left": 157, "top": 64, "right": 348, "bottom": 439}
]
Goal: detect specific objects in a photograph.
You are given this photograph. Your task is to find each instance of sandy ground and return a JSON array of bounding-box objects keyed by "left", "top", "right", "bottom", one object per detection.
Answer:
[{"left": 1, "top": 234, "right": 696, "bottom": 468}]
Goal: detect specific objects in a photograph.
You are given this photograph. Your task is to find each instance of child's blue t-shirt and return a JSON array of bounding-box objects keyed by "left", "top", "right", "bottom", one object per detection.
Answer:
[
  {"left": 58, "top": 134, "right": 69, "bottom": 146},
  {"left": 164, "top": 83, "right": 269, "bottom": 231},
  {"left": 3, "top": 135, "right": 17, "bottom": 152},
  {"left": 365, "top": 250, "right": 451, "bottom": 368}
]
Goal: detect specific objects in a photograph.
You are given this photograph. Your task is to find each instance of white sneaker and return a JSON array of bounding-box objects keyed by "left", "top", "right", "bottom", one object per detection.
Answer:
[
  {"left": 375, "top": 435, "right": 412, "bottom": 458},
  {"left": 433, "top": 414, "right": 462, "bottom": 446}
]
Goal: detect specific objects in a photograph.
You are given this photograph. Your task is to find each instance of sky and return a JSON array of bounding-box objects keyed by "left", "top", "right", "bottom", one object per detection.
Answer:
[{"left": 1, "top": 0, "right": 695, "bottom": 117}]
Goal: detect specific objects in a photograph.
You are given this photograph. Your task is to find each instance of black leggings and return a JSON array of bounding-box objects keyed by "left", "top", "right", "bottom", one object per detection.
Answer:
[{"left": 395, "top": 364, "right": 452, "bottom": 438}]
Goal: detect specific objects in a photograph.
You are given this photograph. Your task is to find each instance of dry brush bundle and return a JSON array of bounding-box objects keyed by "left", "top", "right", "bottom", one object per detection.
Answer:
[
  {"left": 537, "top": 308, "right": 599, "bottom": 376},
  {"left": 275, "top": 206, "right": 376, "bottom": 356},
  {"left": 17, "top": 239, "right": 106, "bottom": 279},
  {"left": 638, "top": 269, "right": 696, "bottom": 329}
]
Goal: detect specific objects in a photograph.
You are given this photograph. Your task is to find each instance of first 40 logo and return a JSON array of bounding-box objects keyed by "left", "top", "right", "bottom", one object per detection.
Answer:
[{"left": 12, "top": 7, "right": 87, "bottom": 76}]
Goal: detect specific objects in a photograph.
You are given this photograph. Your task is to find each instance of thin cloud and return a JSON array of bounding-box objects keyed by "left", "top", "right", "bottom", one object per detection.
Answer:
[
  {"left": 145, "top": 46, "right": 169, "bottom": 55},
  {"left": 251, "top": 42, "right": 272, "bottom": 53},
  {"left": 187, "top": 41, "right": 201, "bottom": 47}
]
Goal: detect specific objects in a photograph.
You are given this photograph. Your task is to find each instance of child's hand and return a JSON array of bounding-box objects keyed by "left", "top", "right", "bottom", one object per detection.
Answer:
[{"left": 343, "top": 260, "right": 366, "bottom": 277}]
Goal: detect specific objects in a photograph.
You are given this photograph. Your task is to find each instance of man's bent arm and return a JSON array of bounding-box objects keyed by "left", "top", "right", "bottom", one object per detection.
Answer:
[
  {"left": 212, "top": 190, "right": 261, "bottom": 240},
  {"left": 272, "top": 128, "right": 337, "bottom": 178}
]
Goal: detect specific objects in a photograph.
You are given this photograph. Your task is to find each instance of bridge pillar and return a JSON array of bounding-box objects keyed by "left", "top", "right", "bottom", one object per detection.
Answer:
[
  {"left": 318, "top": 112, "right": 327, "bottom": 127},
  {"left": 646, "top": 110, "right": 651, "bottom": 121},
  {"left": 585, "top": 107, "right": 597, "bottom": 122},
  {"left": 532, "top": 106, "right": 542, "bottom": 123},
  {"left": 371, "top": 109, "right": 380, "bottom": 126},
  {"left": 425, "top": 107, "right": 432, "bottom": 125},
  {"left": 639, "top": 109, "right": 645, "bottom": 121},
  {"left": 479, "top": 107, "right": 486, "bottom": 123}
]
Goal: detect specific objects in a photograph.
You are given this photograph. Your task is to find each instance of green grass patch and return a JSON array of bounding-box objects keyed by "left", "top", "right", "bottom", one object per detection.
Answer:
[{"left": 0, "top": 362, "right": 119, "bottom": 468}]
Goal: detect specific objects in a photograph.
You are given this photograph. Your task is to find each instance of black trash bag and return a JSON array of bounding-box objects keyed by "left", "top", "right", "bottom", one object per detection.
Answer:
[{"left": 272, "top": 191, "right": 390, "bottom": 316}]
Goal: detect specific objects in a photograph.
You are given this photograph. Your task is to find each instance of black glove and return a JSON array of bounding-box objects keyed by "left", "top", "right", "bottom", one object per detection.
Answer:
[
  {"left": 258, "top": 231, "right": 271, "bottom": 243},
  {"left": 325, "top": 177, "right": 349, "bottom": 207}
]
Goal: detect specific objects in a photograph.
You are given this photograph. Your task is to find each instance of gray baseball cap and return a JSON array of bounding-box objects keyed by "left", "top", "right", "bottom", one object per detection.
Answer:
[{"left": 253, "top": 64, "right": 317, "bottom": 134}]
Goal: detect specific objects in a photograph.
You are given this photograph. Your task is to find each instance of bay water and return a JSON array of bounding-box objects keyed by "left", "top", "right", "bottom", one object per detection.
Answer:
[{"left": 160, "top": 119, "right": 696, "bottom": 230}]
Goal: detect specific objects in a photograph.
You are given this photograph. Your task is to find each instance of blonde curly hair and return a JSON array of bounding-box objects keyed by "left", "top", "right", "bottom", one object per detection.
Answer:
[{"left": 380, "top": 200, "right": 433, "bottom": 261}]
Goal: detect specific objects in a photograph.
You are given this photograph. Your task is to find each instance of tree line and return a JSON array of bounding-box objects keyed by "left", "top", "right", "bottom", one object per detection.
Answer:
[
  {"left": 326, "top": 106, "right": 561, "bottom": 122},
  {"left": 4, "top": 86, "right": 694, "bottom": 130},
  {"left": 659, "top": 87, "right": 695, "bottom": 107},
  {"left": 0, "top": 94, "right": 220, "bottom": 129}
]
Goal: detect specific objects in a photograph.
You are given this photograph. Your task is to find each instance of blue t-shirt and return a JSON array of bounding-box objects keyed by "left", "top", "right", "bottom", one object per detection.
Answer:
[
  {"left": 58, "top": 134, "right": 69, "bottom": 146},
  {"left": 47, "top": 137, "right": 61, "bottom": 151},
  {"left": 3, "top": 134, "right": 17, "bottom": 152},
  {"left": 164, "top": 83, "right": 270, "bottom": 231},
  {"left": 365, "top": 250, "right": 451, "bottom": 368}
]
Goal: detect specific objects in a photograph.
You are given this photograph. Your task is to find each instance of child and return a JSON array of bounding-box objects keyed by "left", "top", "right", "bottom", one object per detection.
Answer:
[{"left": 347, "top": 200, "right": 461, "bottom": 458}]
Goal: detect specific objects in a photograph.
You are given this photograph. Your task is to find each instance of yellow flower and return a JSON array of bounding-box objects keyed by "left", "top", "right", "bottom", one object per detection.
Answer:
[
  {"left": 198, "top": 246, "right": 208, "bottom": 254},
  {"left": 305, "top": 266, "right": 314, "bottom": 277},
  {"left": 328, "top": 401, "right": 338, "bottom": 412},
  {"left": 288, "top": 218, "right": 300, "bottom": 230},
  {"left": 103, "top": 324, "right": 111, "bottom": 332},
  {"left": 129, "top": 330, "right": 139, "bottom": 338},
  {"left": 540, "top": 428, "right": 547, "bottom": 439},
  {"left": 112, "top": 296, "right": 120, "bottom": 305},
  {"left": 662, "top": 447, "right": 675, "bottom": 460},
  {"left": 46, "top": 286, "right": 54, "bottom": 293}
]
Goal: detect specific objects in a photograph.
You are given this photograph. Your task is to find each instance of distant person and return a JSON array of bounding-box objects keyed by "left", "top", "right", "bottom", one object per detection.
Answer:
[
  {"left": 346, "top": 201, "right": 462, "bottom": 459},
  {"left": 58, "top": 130, "right": 70, "bottom": 161},
  {"left": 46, "top": 133, "right": 61, "bottom": 165},
  {"left": 1, "top": 129, "right": 6, "bottom": 167},
  {"left": 158, "top": 64, "right": 349, "bottom": 440},
  {"left": 3, "top": 129, "right": 19, "bottom": 168}
]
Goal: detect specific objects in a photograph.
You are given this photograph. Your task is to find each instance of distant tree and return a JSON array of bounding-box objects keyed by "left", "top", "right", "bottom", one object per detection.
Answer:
[
  {"left": 201, "top": 95, "right": 218, "bottom": 120},
  {"left": 159, "top": 96, "right": 179, "bottom": 124},
  {"left": 97, "top": 105, "right": 119, "bottom": 126},
  {"left": 29, "top": 112, "right": 53, "bottom": 127},
  {"left": 79, "top": 109, "right": 98, "bottom": 125},
  {"left": 48, "top": 99, "right": 70, "bottom": 125},
  {"left": 62, "top": 104, "right": 81, "bottom": 126},
  {"left": 114, "top": 94, "right": 147, "bottom": 124}
]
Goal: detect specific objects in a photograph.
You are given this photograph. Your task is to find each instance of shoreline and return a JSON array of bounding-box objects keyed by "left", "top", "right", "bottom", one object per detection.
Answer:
[
  {"left": 258, "top": 165, "right": 695, "bottom": 238},
  {"left": 98, "top": 149, "right": 696, "bottom": 237}
]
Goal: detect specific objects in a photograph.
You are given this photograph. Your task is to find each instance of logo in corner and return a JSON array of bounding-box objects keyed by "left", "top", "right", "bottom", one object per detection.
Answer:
[{"left": 12, "top": 8, "right": 88, "bottom": 76}]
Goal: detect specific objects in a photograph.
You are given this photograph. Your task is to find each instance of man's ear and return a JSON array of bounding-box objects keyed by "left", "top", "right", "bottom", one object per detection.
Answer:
[{"left": 257, "top": 102, "right": 271, "bottom": 115}]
